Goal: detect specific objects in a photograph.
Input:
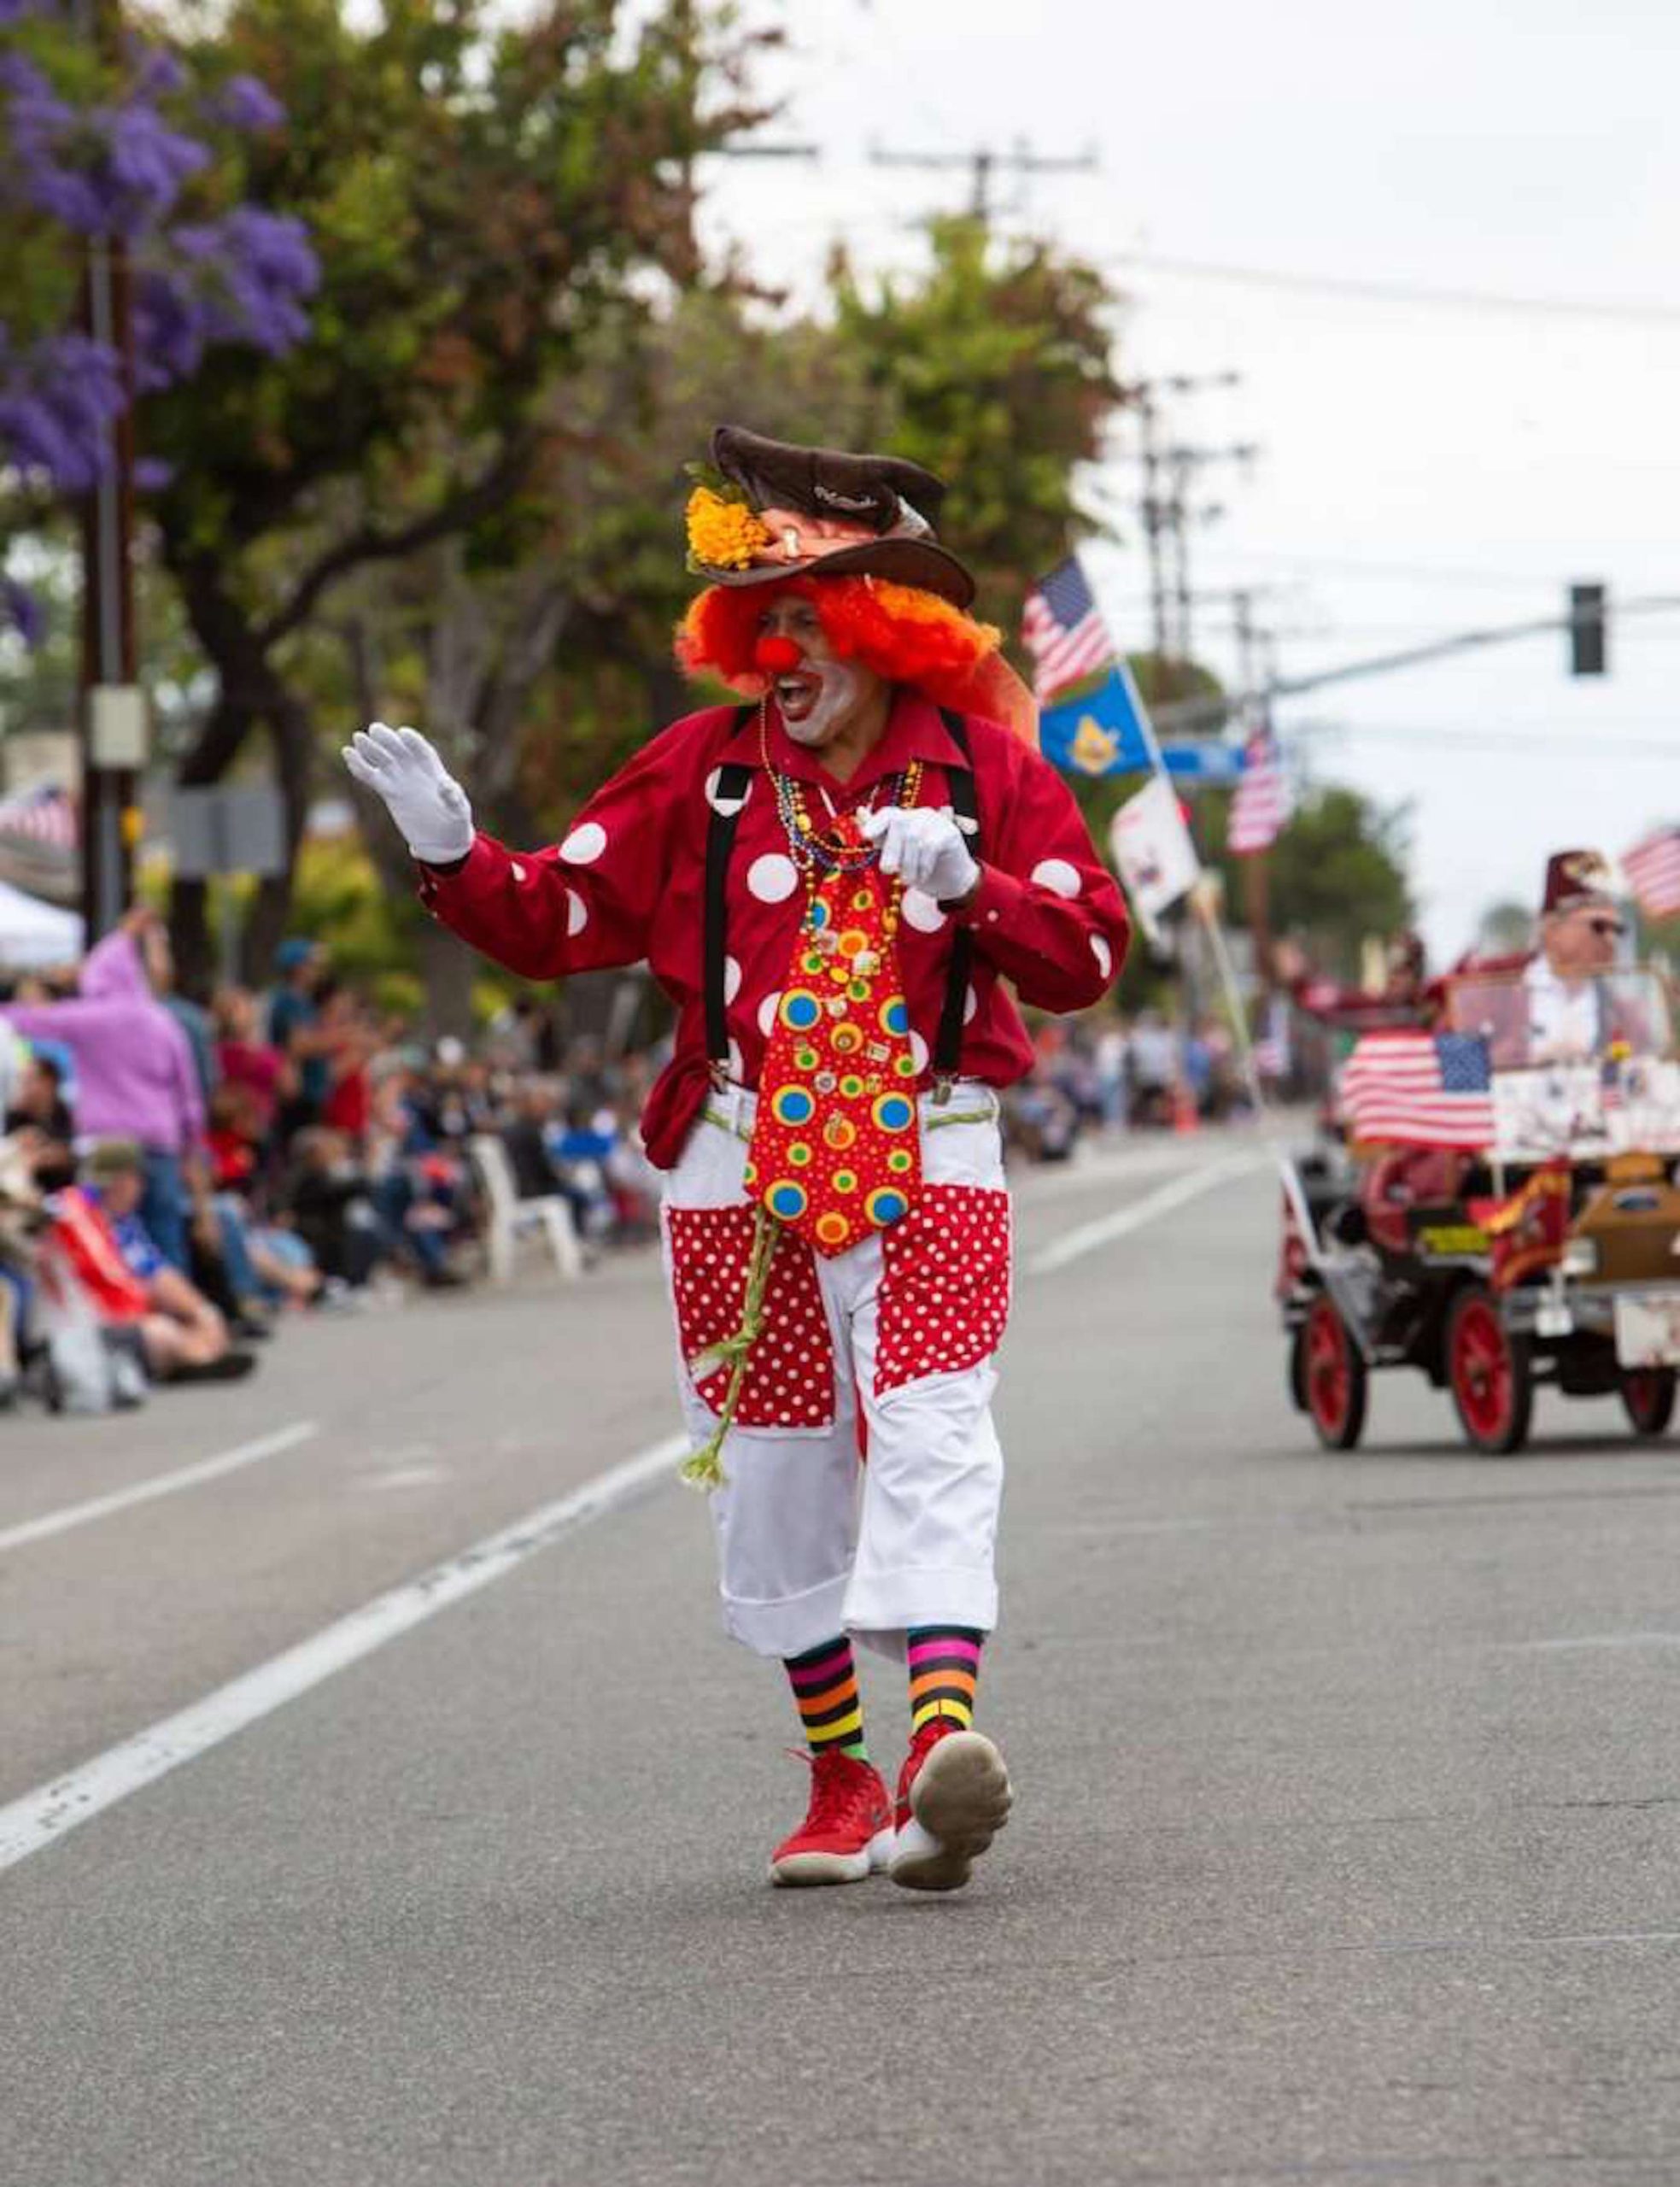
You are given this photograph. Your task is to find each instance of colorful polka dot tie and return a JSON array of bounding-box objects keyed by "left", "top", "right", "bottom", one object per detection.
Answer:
[{"left": 746, "top": 812, "right": 922, "bottom": 1257}]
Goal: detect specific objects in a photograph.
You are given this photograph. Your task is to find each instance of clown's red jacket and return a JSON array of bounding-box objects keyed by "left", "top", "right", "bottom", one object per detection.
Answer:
[{"left": 419, "top": 693, "right": 1129, "bottom": 1167}]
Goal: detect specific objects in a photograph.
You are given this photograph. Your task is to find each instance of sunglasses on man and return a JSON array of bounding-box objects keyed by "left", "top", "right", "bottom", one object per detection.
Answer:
[{"left": 1586, "top": 915, "right": 1626, "bottom": 939}]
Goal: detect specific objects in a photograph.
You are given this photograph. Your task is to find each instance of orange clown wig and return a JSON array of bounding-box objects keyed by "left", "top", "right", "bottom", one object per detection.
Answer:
[{"left": 676, "top": 575, "right": 1038, "bottom": 748}]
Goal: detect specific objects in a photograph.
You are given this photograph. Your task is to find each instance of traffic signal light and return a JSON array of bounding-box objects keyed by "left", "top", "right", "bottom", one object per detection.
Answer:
[{"left": 1569, "top": 582, "right": 1607, "bottom": 676}]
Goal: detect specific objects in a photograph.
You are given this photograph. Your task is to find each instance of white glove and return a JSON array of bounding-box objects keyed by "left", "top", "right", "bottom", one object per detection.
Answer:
[
  {"left": 342, "top": 722, "right": 474, "bottom": 865},
  {"left": 859, "top": 804, "right": 980, "bottom": 903}
]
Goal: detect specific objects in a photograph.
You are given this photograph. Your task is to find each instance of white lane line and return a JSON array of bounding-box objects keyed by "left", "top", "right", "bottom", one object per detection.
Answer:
[
  {"left": 1027, "top": 1150, "right": 1265, "bottom": 1275},
  {"left": 1507, "top": 1632, "right": 1680, "bottom": 1654},
  {"left": 0, "top": 1431, "right": 688, "bottom": 1873},
  {"left": 0, "top": 1422, "right": 322, "bottom": 1555}
]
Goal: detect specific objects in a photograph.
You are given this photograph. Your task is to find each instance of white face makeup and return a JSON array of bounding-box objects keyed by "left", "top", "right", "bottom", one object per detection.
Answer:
[
  {"left": 760, "top": 595, "right": 886, "bottom": 751},
  {"left": 780, "top": 657, "right": 869, "bottom": 747}
]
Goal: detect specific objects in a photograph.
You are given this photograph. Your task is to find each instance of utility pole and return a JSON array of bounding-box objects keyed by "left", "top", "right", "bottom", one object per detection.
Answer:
[
  {"left": 1111, "top": 373, "right": 1250, "bottom": 677},
  {"left": 1161, "top": 440, "right": 1259, "bottom": 660},
  {"left": 868, "top": 138, "right": 1098, "bottom": 223},
  {"left": 75, "top": 0, "right": 146, "bottom": 943},
  {"left": 1229, "top": 588, "right": 1276, "bottom": 977}
]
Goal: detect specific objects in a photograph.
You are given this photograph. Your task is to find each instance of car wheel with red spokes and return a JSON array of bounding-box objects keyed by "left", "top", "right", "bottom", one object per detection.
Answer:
[
  {"left": 1446, "top": 1284, "right": 1533, "bottom": 1455},
  {"left": 1620, "top": 1367, "right": 1676, "bottom": 1439},
  {"left": 1302, "top": 1293, "right": 1367, "bottom": 1451}
]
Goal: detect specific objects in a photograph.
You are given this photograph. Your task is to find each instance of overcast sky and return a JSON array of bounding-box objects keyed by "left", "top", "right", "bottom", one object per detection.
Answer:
[{"left": 696, "top": 0, "right": 1680, "bottom": 961}]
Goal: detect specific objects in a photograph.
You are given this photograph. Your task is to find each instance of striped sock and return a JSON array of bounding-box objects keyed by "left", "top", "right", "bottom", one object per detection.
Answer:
[
  {"left": 785, "top": 1637, "right": 867, "bottom": 1759},
  {"left": 907, "top": 1625, "right": 984, "bottom": 1733}
]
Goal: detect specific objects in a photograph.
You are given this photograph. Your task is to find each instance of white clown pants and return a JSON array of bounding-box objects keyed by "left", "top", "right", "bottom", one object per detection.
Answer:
[{"left": 661, "top": 1082, "right": 1011, "bottom": 1662}]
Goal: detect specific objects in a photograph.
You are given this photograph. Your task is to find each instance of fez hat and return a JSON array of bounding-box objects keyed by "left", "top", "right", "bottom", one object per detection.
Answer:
[
  {"left": 685, "top": 425, "right": 976, "bottom": 609},
  {"left": 1542, "top": 849, "right": 1617, "bottom": 917}
]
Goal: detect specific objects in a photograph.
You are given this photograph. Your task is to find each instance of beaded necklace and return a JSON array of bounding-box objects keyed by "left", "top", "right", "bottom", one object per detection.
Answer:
[
  {"left": 759, "top": 697, "right": 922, "bottom": 961},
  {"left": 759, "top": 695, "right": 924, "bottom": 904}
]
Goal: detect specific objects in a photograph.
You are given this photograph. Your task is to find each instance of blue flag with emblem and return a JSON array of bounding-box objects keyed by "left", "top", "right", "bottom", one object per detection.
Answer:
[{"left": 1038, "top": 668, "right": 1151, "bottom": 777}]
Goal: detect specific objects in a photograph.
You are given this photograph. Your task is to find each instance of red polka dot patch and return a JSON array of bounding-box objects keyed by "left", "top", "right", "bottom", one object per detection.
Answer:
[
  {"left": 666, "top": 1204, "right": 834, "bottom": 1428},
  {"left": 875, "top": 1184, "right": 1012, "bottom": 1394}
]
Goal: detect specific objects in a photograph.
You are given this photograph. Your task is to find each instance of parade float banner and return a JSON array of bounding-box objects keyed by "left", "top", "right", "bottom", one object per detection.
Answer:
[{"left": 1491, "top": 1058, "right": 1680, "bottom": 1162}]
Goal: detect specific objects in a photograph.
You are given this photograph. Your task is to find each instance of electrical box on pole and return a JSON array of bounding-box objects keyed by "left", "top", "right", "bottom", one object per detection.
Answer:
[{"left": 1569, "top": 582, "right": 1607, "bottom": 676}]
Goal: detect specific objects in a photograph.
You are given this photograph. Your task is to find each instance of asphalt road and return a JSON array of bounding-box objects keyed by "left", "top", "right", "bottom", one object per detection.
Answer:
[{"left": 5, "top": 1128, "right": 1680, "bottom": 2186}]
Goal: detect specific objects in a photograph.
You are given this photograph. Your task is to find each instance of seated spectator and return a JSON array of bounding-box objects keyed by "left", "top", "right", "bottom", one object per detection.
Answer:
[
  {"left": 549, "top": 1099, "right": 618, "bottom": 1239},
  {"left": 500, "top": 1079, "right": 594, "bottom": 1242},
  {"left": 0, "top": 1128, "right": 47, "bottom": 1404},
  {"left": 62, "top": 1140, "right": 255, "bottom": 1382},
  {"left": 4, "top": 1047, "right": 76, "bottom": 1192},
  {"left": 283, "top": 1128, "right": 381, "bottom": 1288},
  {"left": 214, "top": 985, "right": 292, "bottom": 1150}
]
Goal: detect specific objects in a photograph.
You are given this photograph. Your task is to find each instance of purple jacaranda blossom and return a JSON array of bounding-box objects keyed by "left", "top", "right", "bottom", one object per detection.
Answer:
[
  {"left": 0, "top": 51, "right": 55, "bottom": 98},
  {"left": 133, "top": 264, "right": 209, "bottom": 390},
  {"left": 132, "top": 45, "right": 188, "bottom": 101},
  {"left": 95, "top": 101, "right": 210, "bottom": 233},
  {"left": 202, "top": 73, "right": 285, "bottom": 132},
  {"left": 4, "top": 66, "right": 210, "bottom": 237},
  {"left": 167, "top": 208, "right": 320, "bottom": 354},
  {"left": 0, "top": 326, "right": 125, "bottom": 493},
  {"left": 132, "top": 455, "right": 173, "bottom": 491},
  {"left": 2, "top": 577, "right": 44, "bottom": 647}
]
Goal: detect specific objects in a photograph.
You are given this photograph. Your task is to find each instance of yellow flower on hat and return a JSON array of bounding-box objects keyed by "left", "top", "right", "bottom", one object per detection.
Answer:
[{"left": 685, "top": 486, "right": 770, "bottom": 572}]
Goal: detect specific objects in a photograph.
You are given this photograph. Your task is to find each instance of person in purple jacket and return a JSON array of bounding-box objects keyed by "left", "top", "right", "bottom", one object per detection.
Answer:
[{"left": 1, "top": 907, "right": 205, "bottom": 1269}]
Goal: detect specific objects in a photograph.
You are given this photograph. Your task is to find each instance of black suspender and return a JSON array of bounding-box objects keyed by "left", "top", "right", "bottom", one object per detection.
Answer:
[
  {"left": 703, "top": 706, "right": 756, "bottom": 1082},
  {"left": 932, "top": 708, "right": 980, "bottom": 1098},
  {"left": 702, "top": 704, "right": 982, "bottom": 1094}
]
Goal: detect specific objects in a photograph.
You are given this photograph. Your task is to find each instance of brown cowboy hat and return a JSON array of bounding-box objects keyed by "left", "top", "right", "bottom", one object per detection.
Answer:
[{"left": 688, "top": 425, "right": 977, "bottom": 609}]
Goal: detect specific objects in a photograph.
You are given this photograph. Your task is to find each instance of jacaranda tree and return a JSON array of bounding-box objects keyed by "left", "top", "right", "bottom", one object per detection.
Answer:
[{"left": 0, "top": 0, "right": 317, "bottom": 635}]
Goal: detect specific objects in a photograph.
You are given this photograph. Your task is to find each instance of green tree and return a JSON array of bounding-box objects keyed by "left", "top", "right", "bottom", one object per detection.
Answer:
[
  {"left": 141, "top": 0, "right": 768, "bottom": 987},
  {"left": 1477, "top": 899, "right": 1532, "bottom": 954},
  {"left": 1209, "top": 781, "right": 1414, "bottom": 974},
  {"left": 829, "top": 215, "right": 1125, "bottom": 640}
]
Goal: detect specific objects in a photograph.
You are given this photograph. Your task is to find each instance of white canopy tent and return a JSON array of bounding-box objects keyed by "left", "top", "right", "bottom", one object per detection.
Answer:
[{"left": 0, "top": 877, "right": 84, "bottom": 970}]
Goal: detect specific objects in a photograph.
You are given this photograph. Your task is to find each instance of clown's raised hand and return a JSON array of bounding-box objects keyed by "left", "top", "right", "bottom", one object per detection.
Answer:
[
  {"left": 342, "top": 722, "right": 474, "bottom": 865},
  {"left": 859, "top": 803, "right": 979, "bottom": 905}
]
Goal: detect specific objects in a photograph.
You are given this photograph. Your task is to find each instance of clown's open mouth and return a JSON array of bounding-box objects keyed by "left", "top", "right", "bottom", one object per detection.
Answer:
[{"left": 776, "top": 671, "right": 822, "bottom": 723}]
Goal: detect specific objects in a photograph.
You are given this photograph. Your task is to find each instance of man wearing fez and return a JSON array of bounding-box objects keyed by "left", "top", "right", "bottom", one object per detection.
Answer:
[
  {"left": 345, "top": 427, "right": 1128, "bottom": 1893},
  {"left": 1465, "top": 851, "right": 1644, "bottom": 1065}
]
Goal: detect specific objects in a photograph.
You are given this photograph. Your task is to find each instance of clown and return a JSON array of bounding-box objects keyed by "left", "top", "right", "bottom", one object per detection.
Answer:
[{"left": 344, "top": 426, "right": 1129, "bottom": 1893}]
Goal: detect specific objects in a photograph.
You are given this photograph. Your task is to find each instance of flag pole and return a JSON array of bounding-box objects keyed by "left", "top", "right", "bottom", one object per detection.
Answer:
[
  {"left": 1115, "top": 659, "right": 1324, "bottom": 1256},
  {"left": 1118, "top": 660, "right": 1272, "bottom": 1119}
]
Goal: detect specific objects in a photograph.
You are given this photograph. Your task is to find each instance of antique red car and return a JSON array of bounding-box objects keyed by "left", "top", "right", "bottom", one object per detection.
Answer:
[{"left": 1279, "top": 967, "right": 1680, "bottom": 1454}]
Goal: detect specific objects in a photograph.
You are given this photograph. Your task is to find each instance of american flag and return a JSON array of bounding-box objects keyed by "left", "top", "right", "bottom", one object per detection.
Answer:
[
  {"left": 0, "top": 782, "right": 77, "bottom": 851},
  {"left": 1252, "top": 996, "right": 1291, "bottom": 1082},
  {"left": 1340, "top": 1030, "right": 1496, "bottom": 1151},
  {"left": 1227, "top": 724, "right": 1291, "bottom": 855},
  {"left": 1624, "top": 828, "right": 1680, "bottom": 919},
  {"left": 1021, "top": 556, "right": 1114, "bottom": 702}
]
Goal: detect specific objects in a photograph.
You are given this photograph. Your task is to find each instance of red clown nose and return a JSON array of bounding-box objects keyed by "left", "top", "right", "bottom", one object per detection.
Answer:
[{"left": 753, "top": 633, "right": 803, "bottom": 676}]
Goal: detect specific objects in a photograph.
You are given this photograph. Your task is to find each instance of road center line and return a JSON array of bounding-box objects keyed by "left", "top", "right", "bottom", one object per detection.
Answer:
[
  {"left": 0, "top": 1431, "right": 688, "bottom": 1873},
  {"left": 0, "top": 1422, "right": 323, "bottom": 1555},
  {"left": 1027, "top": 1150, "right": 1265, "bottom": 1275}
]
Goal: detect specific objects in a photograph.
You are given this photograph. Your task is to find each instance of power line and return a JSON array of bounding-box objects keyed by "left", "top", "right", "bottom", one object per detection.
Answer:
[
  {"left": 868, "top": 138, "right": 1098, "bottom": 223},
  {"left": 1287, "top": 720, "right": 1680, "bottom": 760},
  {"left": 1150, "top": 591, "right": 1680, "bottom": 733},
  {"left": 1103, "top": 250, "right": 1680, "bottom": 329}
]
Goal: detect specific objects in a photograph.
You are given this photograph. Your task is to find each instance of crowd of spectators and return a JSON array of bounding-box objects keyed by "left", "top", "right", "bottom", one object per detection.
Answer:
[
  {"left": 0, "top": 912, "right": 659, "bottom": 1416},
  {"left": 1001, "top": 1010, "right": 1253, "bottom": 1161},
  {"left": 0, "top": 905, "right": 1265, "bottom": 1412}
]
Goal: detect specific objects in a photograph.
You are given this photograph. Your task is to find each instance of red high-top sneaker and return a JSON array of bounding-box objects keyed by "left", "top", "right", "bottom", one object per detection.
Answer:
[
  {"left": 888, "top": 1718, "right": 1012, "bottom": 1894},
  {"left": 770, "top": 1749, "right": 894, "bottom": 1887}
]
